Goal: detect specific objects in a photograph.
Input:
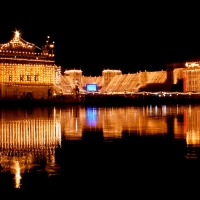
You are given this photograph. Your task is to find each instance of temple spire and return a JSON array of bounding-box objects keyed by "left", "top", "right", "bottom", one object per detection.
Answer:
[{"left": 14, "top": 31, "right": 20, "bottom": 41}]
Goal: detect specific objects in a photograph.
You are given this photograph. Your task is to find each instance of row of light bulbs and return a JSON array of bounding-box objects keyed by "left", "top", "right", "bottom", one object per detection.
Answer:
[
  {"left": 0, "top": 50, "right": 55, "bottom": 57},
  {"left": 0, "top": 57, "right": 55, "bottom": 63}
]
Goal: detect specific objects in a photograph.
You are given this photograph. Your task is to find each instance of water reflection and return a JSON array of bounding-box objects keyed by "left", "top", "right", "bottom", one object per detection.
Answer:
[
  {"left": 62, "top": 105, "right": 185, "bottom": 140},
  {"left": 0, "top": 107, "right": 61, "bottom": 188},
  {"left": 61, "top": 105, "right": 200, "bottom": 158},
  {"left": 1, "top": 105, "right": 200, "bottom": 189}
]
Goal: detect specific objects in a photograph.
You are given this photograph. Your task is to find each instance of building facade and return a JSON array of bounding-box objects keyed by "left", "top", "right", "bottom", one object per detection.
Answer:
[{"left": 183, "top": 62, "right": 200, "bottom": 92}]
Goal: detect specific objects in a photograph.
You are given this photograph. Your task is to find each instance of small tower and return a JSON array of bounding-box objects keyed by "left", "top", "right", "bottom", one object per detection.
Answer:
[
  {"left": 102, "top": 69, "right": 122, "bottom": 86},
  {"left": 42, "top": 36, "right": 55, "bottom": 55}
]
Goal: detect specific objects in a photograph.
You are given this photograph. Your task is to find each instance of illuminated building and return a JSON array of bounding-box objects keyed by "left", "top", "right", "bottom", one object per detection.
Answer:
[
  {"left": 166, "top": 63, "right": 185, "bottom": 90},
  {"left": 64, "top": 69, "right": 169, "bottom": 94},
  {"left": 100, "top": 70, "right": 168, "bottom": 93},
  {"left": 0, "top": 31, "right": 61, "bottom": 99},
  {"left": 183, "top": 62, "right": 200, "bottom": 92},
  {"left": 64, "top": 69, "right": 82, "bottom": 86},
  {"left": 61, "top": 65, "right": 200, "bottom": 94},
  {"left": 102, "top": 69, "right": 122, "bottom": 86}
]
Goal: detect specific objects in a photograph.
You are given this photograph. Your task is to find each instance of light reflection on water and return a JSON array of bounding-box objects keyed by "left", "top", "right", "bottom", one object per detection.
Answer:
[{"left": 0, "top": 105, "right": 200, "bottom": 190}]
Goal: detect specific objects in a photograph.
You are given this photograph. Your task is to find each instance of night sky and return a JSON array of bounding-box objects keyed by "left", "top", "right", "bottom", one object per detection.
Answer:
[{"left": 1, "top": 2, "right": 200, "bottom": 76}]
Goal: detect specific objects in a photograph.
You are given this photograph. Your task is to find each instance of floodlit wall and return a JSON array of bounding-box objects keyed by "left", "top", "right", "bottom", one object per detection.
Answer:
[
  {"left": 1, "top": 84, "right": 54, "bottom": 99},
  {"left": 139, "top": 71, "right": 167, "bottom": 92},
  {"left": 102, "top": 69, "right": 122, "bottom": 86},
  {"left": 173, "top": 68, "right": 183, "bottom": 84},
  {"left": 183, "top": 68, "right": 200, "bottom": 92},
  {"left": 0, "top": 64, "right": 61, "bottom": 99},
  {"left": 109, "top": 73, "right": 140, "bottom": 93},
  {"left": 54, "top": 75, "right": 73, "bottom": 94},
  {"left": 101, "top": 71, "right": 167, "bottom": 93},
  {"left": 0, "top": 63, "right": 56, "bottom": 84},
  {"left": 63, "top": 69, "right": 82, "bottom": 85}
]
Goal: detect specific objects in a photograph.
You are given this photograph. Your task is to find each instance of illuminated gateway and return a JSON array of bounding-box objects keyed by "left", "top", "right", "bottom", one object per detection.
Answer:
[{"left": 0, "top": 31, "right": 61, "bottom": 99}]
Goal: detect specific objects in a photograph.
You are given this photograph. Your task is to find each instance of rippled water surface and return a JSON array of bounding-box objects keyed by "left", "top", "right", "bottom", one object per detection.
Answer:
[{"left": 0, "top": 105, "right": 200, "bottom": 196}]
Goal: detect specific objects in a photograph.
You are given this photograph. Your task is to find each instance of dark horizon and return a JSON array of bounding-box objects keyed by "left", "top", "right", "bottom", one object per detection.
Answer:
[{"left": 1, "top": 2, "right": 200, "bottom": 76}]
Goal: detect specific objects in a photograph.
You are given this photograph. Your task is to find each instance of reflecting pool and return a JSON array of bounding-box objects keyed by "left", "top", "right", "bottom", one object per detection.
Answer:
[{"left": 0, "top": 105, "right": 200, "bottom": 196}]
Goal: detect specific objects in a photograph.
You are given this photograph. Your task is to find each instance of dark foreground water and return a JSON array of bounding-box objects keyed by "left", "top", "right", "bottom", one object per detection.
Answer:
[{"left": 0, "top": 105, "right": 200, "bottom": 197}]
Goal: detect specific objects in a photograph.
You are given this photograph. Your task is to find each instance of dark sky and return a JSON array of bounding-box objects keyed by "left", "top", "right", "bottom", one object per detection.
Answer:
[{"left": 1, "top": 2, "right": 200, "bottom": 76}]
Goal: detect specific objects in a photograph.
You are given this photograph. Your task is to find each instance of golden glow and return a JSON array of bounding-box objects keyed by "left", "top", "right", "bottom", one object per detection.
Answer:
[
  {"left": 14, "top": 161, "right": 21, "bottom": 189},
  {"left": 184, "top": 106, "right": 200, "bottom": 146},
  {"left": 62, "top": 105, "right": 170, "bottom": 140},
  {"left": 183, "top": 65, "right": 200, "bottom": 92},
  {"left": 0, "top": 63, "right": 55, "bottom": 84},
  {"left": 185, "top": 62, "right": 199, "bottom": 68},
  {"left": 15, "top": 31, "right": 20, "bottom": 40},
  {"left": 0, "top": 108, "right": 61, "bottom": 178},
  {"left": 1, "top": 105, "right": 200, "bottom": 178},
  {"left": 186, "top": 130, "right": 200, "bottom": 145}
]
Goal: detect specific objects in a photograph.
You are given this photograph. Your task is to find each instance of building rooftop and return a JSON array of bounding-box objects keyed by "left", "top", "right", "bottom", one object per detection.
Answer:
[{"left": 0, "top": 31, "right": 55, "bottom": 65}]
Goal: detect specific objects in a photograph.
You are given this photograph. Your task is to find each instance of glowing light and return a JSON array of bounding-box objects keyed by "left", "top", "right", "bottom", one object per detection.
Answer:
[
  {"left": 14, "top": 161, "right": 21, "bottom": 189},
  {"left": 186, "top": 62, "right": 199, "bottom": 68},
  {"left": 15, "top": 31, "right": 20, "bottom": 40}
]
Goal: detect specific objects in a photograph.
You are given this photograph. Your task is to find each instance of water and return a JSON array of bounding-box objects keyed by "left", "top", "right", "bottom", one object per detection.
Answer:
[{"left": 0, "top": 104, "right": 200, "bottom": 196}]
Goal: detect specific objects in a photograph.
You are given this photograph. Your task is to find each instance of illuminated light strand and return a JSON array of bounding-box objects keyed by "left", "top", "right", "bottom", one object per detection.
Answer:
[
  {"left": 0, "top": 52, "right": 55, "bottom": 57},
  {"left": 0, "top": 31, "right": 41, "bottom": 51},
  {"left": 0, "top": 57, "right": 55, "bottom": 63}
]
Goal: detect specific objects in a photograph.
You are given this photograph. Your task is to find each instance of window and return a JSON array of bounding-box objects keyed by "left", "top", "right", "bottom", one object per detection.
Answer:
[
  {"left": 20, "top": 75, "right": 24, "bottom": 81},
  {"left": 34, "top": 75, "right": 38, "bottom": 81},
  {"left": 27, "top": 75, "right": 31, "bottom": 81}
]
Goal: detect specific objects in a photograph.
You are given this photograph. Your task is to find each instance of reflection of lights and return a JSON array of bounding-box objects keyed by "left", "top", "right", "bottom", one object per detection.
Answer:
[
  {"left": 155, "top": 105, "right": 158, "bottom": 116},
  {"left": 186, "top": 130, "right": 200, "bottom": 145},
  {"left": 189, "top": 105, "right": 191, "bottom": 116},
  {"left": 143, "top": 106, "right": 145, "bottom": 116},
  {"left": 76, "top": 118, "right": 78, "bottom": 132},
  {"left": 150, "top": 105, "right": 152, "bottom": 116},
  {"left": 15, "top": 161, "right": 21, "bottom": 189},
  {"left": 162, "top": 105, "right": 166, "bottom": 116},
  {"left": 86, "top": 107, "right": 97, "bottom": 126},
  {"left": 185, "top": 62, "right": 199, "bottom": 68}
]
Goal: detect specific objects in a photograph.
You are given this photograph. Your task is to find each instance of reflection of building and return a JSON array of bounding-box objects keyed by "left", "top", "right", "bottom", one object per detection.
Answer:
[
  {"left": 0, "top": 107, "right": 61, "bottom": 188},
  {"left": 0, "top": 31, "right": 61, "bottom": 99},
  {"left": 184, "top": 105, "right": 200, "bottom": 146},
  {"left": 182, "top": 105, "right": 200, "bottom": 158},
  {"left": 61, "top": 106, "right": 173, "bottom": 140}
]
